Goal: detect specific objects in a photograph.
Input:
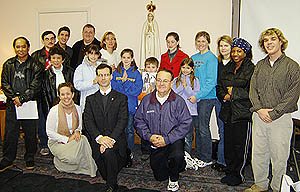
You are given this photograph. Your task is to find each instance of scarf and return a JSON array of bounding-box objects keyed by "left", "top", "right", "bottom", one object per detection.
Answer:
[{"left": 57, "top": 100, "right": 79, "bottom": 137}]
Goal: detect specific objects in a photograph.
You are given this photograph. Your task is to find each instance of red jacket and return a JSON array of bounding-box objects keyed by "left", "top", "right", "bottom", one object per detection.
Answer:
[{"left": 159, "top": 49, "right": 188, "bottom": 77}]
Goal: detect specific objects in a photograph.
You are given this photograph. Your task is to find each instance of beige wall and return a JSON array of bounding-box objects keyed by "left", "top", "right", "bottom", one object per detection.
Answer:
[
  {"left": 0, "top": 0, "right": 232, "bottom": 139},
  {"left": 0, "top": 0, "right": 231, "bottom": 70}
]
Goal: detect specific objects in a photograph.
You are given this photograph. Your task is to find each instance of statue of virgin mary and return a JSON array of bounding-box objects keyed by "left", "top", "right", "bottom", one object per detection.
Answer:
[{"left": 140, "top": 1, "right": 160, "bottom": 69}]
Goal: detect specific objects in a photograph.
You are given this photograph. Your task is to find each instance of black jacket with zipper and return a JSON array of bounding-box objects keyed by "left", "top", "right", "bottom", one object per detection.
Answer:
[
  {"left": 216, "top": 58, "right": 255, "bottom": 123},
  {"left": 1, "top": 55, "right": 43, "bottom": 105}
]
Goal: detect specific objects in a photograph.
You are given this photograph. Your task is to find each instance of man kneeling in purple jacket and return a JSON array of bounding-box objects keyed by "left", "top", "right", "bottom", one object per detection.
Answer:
[{"left": 134, "top": 69, "right": 192, "bottom": 192}]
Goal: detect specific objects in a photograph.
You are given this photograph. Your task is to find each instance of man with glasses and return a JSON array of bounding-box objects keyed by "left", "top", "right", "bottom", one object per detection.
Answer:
[
  {"left": 32, "top": 30, "right": 56, "bottom": 156},
  {"left": 134, "top": 69, "right": 192, "bottom": 192},
  {"left": 83, "top": 64, "right": 128, "bottom": 192}
]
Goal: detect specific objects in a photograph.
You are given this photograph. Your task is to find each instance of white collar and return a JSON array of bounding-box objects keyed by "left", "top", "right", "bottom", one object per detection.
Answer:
[
  {"left": 156, "top": 91, "right": 170, "bottom": 105},
  {"left": 52, "top": 65, "right": 63, "bottom": 73},
  {"left": 100, "top": 85, "right": 112, "bottom": 96}
]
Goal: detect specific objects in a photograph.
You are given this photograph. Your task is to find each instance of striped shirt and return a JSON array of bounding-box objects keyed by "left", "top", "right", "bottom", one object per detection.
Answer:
[{"left": 249, "top": 53, "right": 300, "bottom": 120}]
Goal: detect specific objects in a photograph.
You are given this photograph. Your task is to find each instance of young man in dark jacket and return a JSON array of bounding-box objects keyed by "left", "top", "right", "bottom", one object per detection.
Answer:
[
  {"left": 0, "top": 37, "right": 43, "bottom": 172},
  {"left": 134, "top": 69, "right": 192, "bottom": 192},
  {"left": 42, "top": 46, "right": 76, "bottom": 118}
]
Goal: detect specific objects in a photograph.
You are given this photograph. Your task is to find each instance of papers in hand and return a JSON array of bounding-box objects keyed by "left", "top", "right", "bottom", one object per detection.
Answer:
[
  {"left": 281, "top": 174, "right": 300, "bottom": 192},
  {"left": 15, "top": 101, "right": 39, "bottom": 119}
]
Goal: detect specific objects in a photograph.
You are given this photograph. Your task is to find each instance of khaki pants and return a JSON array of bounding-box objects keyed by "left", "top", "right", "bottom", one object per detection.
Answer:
[{"left": 251, "top": 113, "right": 292, "bottom": 191}]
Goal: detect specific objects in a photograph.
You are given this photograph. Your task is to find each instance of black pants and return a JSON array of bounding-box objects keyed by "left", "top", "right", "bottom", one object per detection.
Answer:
[
  {"left": 2, "top": 104, "right": 37, "bottom": 163},
  {"left": 95, "top": 147, "right": 127, "bottom": 187},
  {"left": 150, "top": 139, "right": 186, "bottom": 182},
  {"left": 141, "top": 138, "right": 151, "bottom": 154},
  {"left": 224, "top": 120, "right": 251, "bottom": 180}
]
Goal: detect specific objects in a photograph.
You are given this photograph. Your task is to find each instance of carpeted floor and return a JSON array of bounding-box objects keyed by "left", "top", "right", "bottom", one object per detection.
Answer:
[
  {"left": 0, "top": 138, "right": 299, "bottom": 192},
  {"left": 0, "top": 169, "right": 156, "bottom": 192}
]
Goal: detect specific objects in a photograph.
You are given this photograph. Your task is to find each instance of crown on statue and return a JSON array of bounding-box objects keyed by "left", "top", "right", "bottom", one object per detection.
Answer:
[{"left": 146, "top": 1, "right": 156, "bottom": 13}]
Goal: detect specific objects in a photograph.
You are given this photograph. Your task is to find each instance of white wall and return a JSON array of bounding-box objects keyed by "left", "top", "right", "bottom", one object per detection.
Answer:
[
  {"left": 0, "top": 0, "right": 231, "bottom": 70},
  {"left": 240, "top": 0, "right": 300, "bottom": 119},
  {"left": 0, "top": 0, "right": 232, "bottom": 139},
  {"left": 240, "top": 0, "right": 300, "bottom": 64}
]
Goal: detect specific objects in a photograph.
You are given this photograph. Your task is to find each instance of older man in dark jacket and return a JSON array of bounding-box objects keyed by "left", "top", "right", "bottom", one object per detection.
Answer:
[
  {"left": 0, "top": 37, "right": 43, "bottom": 172},
  {"left": 134, "top": 69, "right": 192, "bottom": 192}
]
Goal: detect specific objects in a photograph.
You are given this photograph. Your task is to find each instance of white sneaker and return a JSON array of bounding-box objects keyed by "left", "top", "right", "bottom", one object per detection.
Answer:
[
  {"left": 194, "top": 158, "right": 212, "bottom": 168},
  {"left": 40, "top": 148, "right": 50, "bottom": 156},
  {"left": 184, "top": 151, "right": 198, "bottom": 170},
  {"left": 167, "top": 178, "right": 179, "bottom": 191}
]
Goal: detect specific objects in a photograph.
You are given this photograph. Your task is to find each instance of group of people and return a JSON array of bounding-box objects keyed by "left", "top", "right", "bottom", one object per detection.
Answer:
[{"left": 0, "top": 24, "right": 299, "bottom": 192}]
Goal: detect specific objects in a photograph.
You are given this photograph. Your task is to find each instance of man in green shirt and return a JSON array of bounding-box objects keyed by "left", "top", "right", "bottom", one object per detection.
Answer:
[{"left": 245, "top": 28, "right": 300, "bottom": 192}]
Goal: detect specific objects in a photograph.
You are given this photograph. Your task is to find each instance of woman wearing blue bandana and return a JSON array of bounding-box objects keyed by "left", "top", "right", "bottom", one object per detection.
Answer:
[{"left": 216, "top": 38, "right": 254, "bottom": 186}]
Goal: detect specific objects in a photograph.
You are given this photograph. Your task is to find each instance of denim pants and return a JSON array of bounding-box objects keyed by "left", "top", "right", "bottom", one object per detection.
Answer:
[
  {"left": 37, "top": 102, "right": 48, "bottom": 148},
  {"left": 214, "top": 99, "right": 226, "bottom": 166},
  {"left": 184, "top": 116, "right": 198, "bottom": 154},
  {"left": 126, "top": 114, "right": 135, "bottom": 151},
  {"left": 196, "top": 99, "right": 215, "bottom": 162}
]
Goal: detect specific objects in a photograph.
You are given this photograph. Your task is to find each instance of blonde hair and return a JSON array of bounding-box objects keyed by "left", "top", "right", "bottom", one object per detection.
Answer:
[
  {"left": 217, "top": 35, "right": 232, "bottom": 62},
  {"left": 100, "top": 31, "right": 117, "bottom": 50},
  {"left": 258, "top": 28, "right": 288, "bottom": 54}
]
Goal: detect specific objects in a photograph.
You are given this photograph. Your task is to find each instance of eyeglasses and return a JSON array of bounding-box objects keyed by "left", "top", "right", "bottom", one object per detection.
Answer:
[{"left": 156, "top": 79, "right": 171, "bottom": 84}]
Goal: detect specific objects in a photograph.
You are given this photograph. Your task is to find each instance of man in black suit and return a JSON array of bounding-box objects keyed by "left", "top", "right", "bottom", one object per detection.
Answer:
[{"left": 83, "top": 64, "right": 128, "bottom": 192}]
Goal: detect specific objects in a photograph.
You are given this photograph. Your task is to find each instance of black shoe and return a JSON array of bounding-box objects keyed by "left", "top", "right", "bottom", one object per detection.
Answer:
[
  {"left": 125, "top": 156, "right": 133, "bottom": 168},
  {"left": 125, "top": 149, "right": 133, "bottom": 168},
  {"left": 141, "top": 154, "right": 150, "bottom": 161},
  {"left": 0, "top": 160, "right": 13, "bottom": 173},
  {"left": 26, "top": 161, "right": 35, "bottom": 170},
  {"left": 220, "top": 175, "right": 232, "bottom": 184},
  {"left": 226, "top": 175, "right": 242, "bottom": 186},
  {"left": 211, "top": 163, "right": 219, "bottom": 170}
]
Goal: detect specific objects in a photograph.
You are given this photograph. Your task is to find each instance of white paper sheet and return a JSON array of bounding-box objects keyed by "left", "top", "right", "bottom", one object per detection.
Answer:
[
  {"left": 292, "top": 99, "right": 300, "bottom": 120},
  {"left": 281, "top": 174, "right": 300, "bottom": 192},
  {"left": 15, "top": 101, "right": 38, "bottom": 119}
]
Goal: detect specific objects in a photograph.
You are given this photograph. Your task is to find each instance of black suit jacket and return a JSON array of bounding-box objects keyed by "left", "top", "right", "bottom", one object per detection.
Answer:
[{"left": 83, "top": 90, "right": 128, "bottom": 159}]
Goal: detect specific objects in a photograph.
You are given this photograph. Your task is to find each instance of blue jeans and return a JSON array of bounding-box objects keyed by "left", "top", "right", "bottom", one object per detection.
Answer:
[
  {"left": 214, "top": 99, "right": 226, "bottom": 166},
  {"left": 184, "top": 116, "right": 198, "bottom": 154},
  {"left": 37, "top": 102, "right": 48, "bottom": 148},
  {"left": 196, "top": 99, "right": 215, "bottom": 162},
  {"left": 126, "top": 114, "right": 135, "bottom": 151}
]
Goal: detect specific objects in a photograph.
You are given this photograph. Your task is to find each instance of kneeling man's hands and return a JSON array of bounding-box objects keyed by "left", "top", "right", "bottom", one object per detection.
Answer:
[{"left": 150, "top": 134, "right": 166, "bottom": 148}]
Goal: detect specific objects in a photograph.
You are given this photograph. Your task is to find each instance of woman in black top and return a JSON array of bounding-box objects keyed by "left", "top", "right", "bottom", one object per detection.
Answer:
[{"left": 216, "top": 38, "right": 254, "bottom": 186}]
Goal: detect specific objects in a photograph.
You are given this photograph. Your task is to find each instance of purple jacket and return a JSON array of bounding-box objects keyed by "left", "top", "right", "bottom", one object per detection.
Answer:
[{"left": 134, "top": 90, "right": 192, "bottom": 145}]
